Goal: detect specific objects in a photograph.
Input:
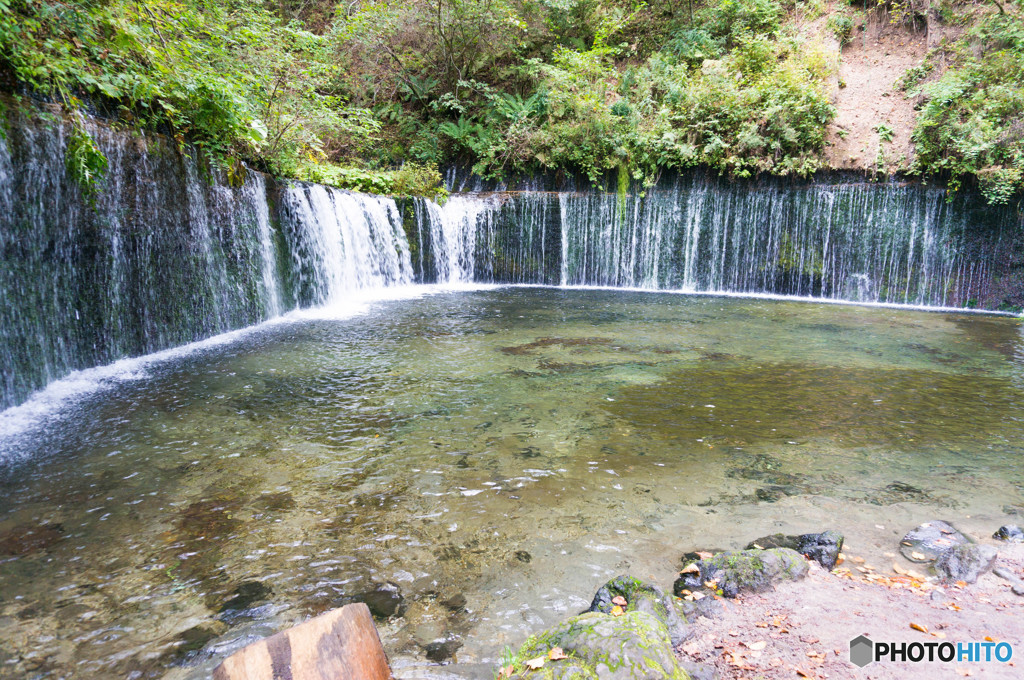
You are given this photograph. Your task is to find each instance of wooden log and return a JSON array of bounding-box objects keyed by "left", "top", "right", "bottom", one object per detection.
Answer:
[{"left": 213, "top": 603, "right": 393, "bottom": 680}]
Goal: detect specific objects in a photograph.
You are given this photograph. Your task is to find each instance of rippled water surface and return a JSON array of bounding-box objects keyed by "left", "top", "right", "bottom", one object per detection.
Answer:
[{"left": 2, "top": 288, "right": 1023, "bottom": 679}]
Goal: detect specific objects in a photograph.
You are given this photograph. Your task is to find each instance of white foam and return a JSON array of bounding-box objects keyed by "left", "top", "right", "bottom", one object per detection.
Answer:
[{"left": 0, "top": 284, "right": 486, "bottom": 461}]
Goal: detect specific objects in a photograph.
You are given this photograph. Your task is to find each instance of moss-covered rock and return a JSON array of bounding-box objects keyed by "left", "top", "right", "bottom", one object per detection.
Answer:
[
  {"left": 587, "top": 576, "right": 690, "bottom": 645},
  {"left": 510, "top": 611, "right": 690, "bottom": 680},
  {"left": 674, "top": 548, "right": 808, "bottom": 598}
]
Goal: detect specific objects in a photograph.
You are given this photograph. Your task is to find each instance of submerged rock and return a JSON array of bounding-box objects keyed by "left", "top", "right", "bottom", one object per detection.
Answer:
[
  {"left": 746, "top": 530, "right": 844, "bottom": 569},
  {"left": 356, "top": 582, "right": 405, "bottom": 619},
  {"left": 513, "top": 611, "right": 689, "bottom": 680},
  {"left": 993, "top": 525, "right": 1024, "bottom": 543},
  {"left": 0, "top": 523, "right": 65, "bottom": 556},
  {"left": 219, "top": 581, "right": 272, "bottom": 617},
  {"left": 899, "top": 521, "right": 969, "bottom": 563},
  {"left": 933, "top": 544, "right": 998, "bottom": 584},
  {"left": 423, "top": 636, "right": 462, "bottom": 663},
  {"left": 588, "top": 575, "right": 689, "bottom": 645},
  {"left": 674, "top": 548, "right": 808, "bottom": 598}
]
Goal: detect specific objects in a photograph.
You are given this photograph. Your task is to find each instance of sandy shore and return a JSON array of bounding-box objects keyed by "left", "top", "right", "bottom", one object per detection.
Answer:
[{"left": 676, "top": 542, "right": 1024, "bottom": 679}]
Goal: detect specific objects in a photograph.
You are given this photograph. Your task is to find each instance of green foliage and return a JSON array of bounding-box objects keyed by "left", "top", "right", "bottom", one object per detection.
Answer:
[
  {"left": 898, "top": 62, "right": 934, "bottom": 92},
  {"left": 65, "top": 125, "right": 107, "bottom": 202},
  {"left": 699, "top": 0, "right": 783, "bottom": 45},
  {"left": 298, "top": 162, "right": 448, "bottom": 201},
  {"left": 0, "top": 0, "right": 387, "bottom": 187},
  {"left": 912, "top": 10, "right": 1024, "bottom": 203},
  {"left": 874, "top": 123, "right": 894, "bottom": 142},
  {"left": 827, "top": 14, "right": 854, "bottom": 47}
]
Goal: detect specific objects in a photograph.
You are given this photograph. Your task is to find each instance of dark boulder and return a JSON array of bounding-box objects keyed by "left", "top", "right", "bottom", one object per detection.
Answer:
[
  {"left": 746, "top": 530, "right": 844, "bottom": 569},
  {"left": 674, "top": 548, "right": 808, "bottom": 598},
  {"left": 423, "top": 636, "right": 462, "bottom": 663},
  {"left": 993, "top": 525, "right": 1024, "bottom": 543},
  {"left": 588, "top": 575, "right": 689, "bottom": 645},
  {"left": 933, "top": 544, "right": 997, "bottom": 584},
  {"left": 355, "top": 582, "right": 405, "bottom": 619}
]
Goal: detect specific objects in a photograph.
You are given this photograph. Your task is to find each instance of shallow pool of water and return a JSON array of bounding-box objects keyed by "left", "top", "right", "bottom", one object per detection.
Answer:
[{"left": 1, "top": 288, "right": 1023, "bottom": 679}]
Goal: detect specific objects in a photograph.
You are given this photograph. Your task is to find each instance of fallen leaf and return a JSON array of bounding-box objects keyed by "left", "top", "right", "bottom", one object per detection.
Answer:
[
  {"left": 910, "top": 622, "right": 929, "bottom": 634},
  {"left": 704, "top": 580, "right": 719, "bottom": 590},
  {"left": 680, "top": 564, "right": 700, "bottom": 575},
  {"left": 984, "top": 636, "right": 997, "bottom": 642},
  {"left": 696, "top": 551, "right": 713, "bottom": 559},
  {"left": 729, "top": 630, "right": 740, "bottom": 636},
  {"left": 795, "top": 667, "right": 811, "bottom": 678},
  {"left": 955, "top": 580, "right": 967, "bottom": 588},
  {"left": 748, "top": 640, "right": 767, "bottom": 651},
  {"left": 611, "top": 605, "right": 624, "bottom": 617},
  {"left": 548, "top": 647, "right": 568, "bottom": 661},
  {"left": 752, "top": 543, "right": 765, "bottom": 549},
  {"left": 499, "top": 665, "right": 513, "bottom": 678},
  {"left": 851, "top": 556, "right": 865, "bottom": 564},
  {"left": 525, "top": 656, "right": 545, "bottom": 670},
  {"left": 932, "top": 632, "right": 947, "bottom": 639},
  {"left": 911, "top": 551, "right": 928, "bottom": 561},
  {"left": 691, "top": 591, "right": 706, "bottom": 601},
  {"left": 756, "top": 621, "right": 769, "bottom": 628},
  {"left": 611, "top": 595, "right": 627, "bottom": 606},
  {"left": 893, "top": 563, "right": 909, "bottom": 575}
]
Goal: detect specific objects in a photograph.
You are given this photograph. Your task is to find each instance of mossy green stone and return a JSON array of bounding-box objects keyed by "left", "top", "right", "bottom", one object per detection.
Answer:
[
  {"left": 675, "top": 547, "right": 807, "bottom": 598},
  {"left": 513, "top": 611, "right": 690, "bottom": 680}
]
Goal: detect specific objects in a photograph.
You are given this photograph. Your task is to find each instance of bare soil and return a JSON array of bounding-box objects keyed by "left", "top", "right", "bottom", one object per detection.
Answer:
[
  {"left": 677, "top": 543, "right": 1024, "bottom": 679},
  {"left": 825, "top": 18, "right": 929, "bottom": 173}
]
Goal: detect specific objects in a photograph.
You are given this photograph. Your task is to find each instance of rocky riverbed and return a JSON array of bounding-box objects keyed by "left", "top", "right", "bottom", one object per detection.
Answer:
[{"left": 497, "top": 522, "right": 1024, "bottom": 679}]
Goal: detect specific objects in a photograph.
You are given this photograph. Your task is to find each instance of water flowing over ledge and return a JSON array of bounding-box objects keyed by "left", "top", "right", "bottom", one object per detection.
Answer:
[
  {"left": 1, "top": 111, "right": 1021, "bottom": 410},
  {"left": 411, "top": 175, "right": 1021, "bottom": 308}
]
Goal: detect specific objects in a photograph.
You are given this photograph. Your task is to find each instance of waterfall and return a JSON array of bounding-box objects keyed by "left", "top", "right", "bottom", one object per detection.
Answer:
[
  {"left": 0, "top": 114, "right": 415, "bottom": 410},
  {"left": 413, "top": 173, "right": 1017, "bottom": 307},
  {"left": 275, "top": 184, "right": 413, "bottom": 305},
  {"left": 1, "top": 109, "right": 1020, "bottom": 411}
]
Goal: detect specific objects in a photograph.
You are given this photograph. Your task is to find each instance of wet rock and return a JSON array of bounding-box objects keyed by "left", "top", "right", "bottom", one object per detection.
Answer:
[
  {"left": 252, "top": 491, "right": 295, "bottom": 513},
  {"left": 933, "top": 544, "right": 997, "bottom": 584},
  {"left": 219, "top": 581, "right": 272, "bottom": 618},
  {"left": 423, "top": 636, "right": 462, "bottom": 663},
  {"left": 514, "top": 550, "right": 532, "bottom": 563},
  {"left": 441, "top": 593, "right": 467, "bottom": 613},
  {"left": 588, "top": 575, "right": 689, "bottom": 645},
  {"left": 356, "top": 582, "right": 405, "bottom": 619},
  {"left": 746, "top": 530, "right": 844, "bottom": 569},
  {"left": 899, "top": 521, "right": 969, "bottom": 563},
  {"left": 993, "top": 525, "right": 1024, "bottom": 543},
  {"left": 754, "top": 486, "right": 799, "bottom": 502},
  {"left": 0, "top": 523, "right": 65, "bottom": 556},
  {"left": 178, "top": 497, "right": 242, "bottom": 541},
  {"left": 727, "top": 454, "right": 804, "bottom": 486},
  {"left": 162, "top": 622, "right": 228, "bottom": 665},
  {"left": 674, "top": 548, "right": 808, "bottom": 598},
  {"left": 867, "top": 482, "right": 936, "bottom": 506},
  {"left": 514, "top": 611, "right": 689, "bottom": 680}
]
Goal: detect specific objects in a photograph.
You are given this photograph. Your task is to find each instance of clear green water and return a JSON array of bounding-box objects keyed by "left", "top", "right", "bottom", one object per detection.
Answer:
[{"left": 1, "top": 288, "right": 1023, "bottom": 679}]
